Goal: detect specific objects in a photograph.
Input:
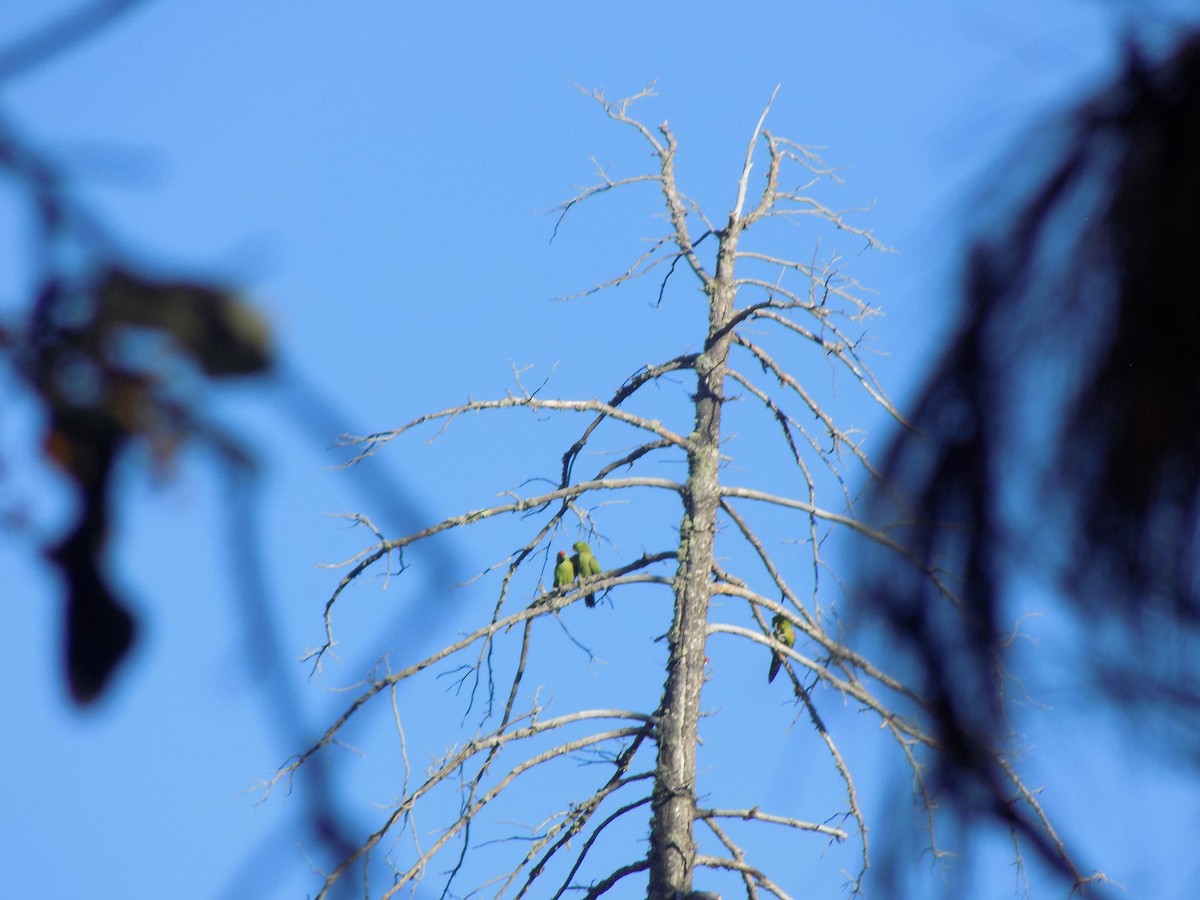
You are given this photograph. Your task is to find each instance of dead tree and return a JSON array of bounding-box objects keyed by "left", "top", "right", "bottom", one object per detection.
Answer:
[{"left": 271, "top": 86, "right": 1090, "bottom": 899}]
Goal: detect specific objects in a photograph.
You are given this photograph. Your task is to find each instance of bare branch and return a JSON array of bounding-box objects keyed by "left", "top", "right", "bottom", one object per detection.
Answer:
[
  {"left": 574, "top": 81, "right": 664, "bottom": 152},
  {"left": 561, "top": 353, "right": 698, "bottom": 485},
  {"left": 696, "top": 806, "right": 847, "bottom": 841},
  {"left": 741, "top": 309, "right": 903, "bottom": 425},
  {"left": 733, "top": 329, "right": 900, "bottom": 451},
  {"left": 511, "top": 759, "right": 653, "bottom": 897},
  {"left": 376, "top": 725, "right": 651, "bottom": 899},
  {"left": 580, "top": 857, "right": 652, "bottom": 898},
  {"left": 340, "top": 394, "right": 697, "bottom": 465},
  {"left": 0, "top": 0, "right": 144, "bottom": 83},
  {"left": 654, "top": 121, "right": 713, "bottom": 285},
  {"left": 699, "top": 815, "right": 759, "bottom": 899},
  {"left": 541, "top": 794, "right": 654, "bottom": 899},
  {"left": 731, "top": 85, "right": 781, "bottom": 223},
  {"left": 555, "top": 233, "right": 681, "bottom": 301},
  {"left": 707, "top": 622, "right": 930, "bottom": 744},
  {"left": 694, "top": 855, "right": 793, "bottom": 900},
  {"left": 572, "top": 84, "right": 713, "bottom": 286},
  {"left": 551, "top": 160, "right": 662, "bottom": 243}
]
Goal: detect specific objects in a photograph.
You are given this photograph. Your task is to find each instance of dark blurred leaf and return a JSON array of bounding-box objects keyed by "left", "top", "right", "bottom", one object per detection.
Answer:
[
  {"left": 30, "top": 263, "right": 272, "bottom": 704},
  {"left": 97, "top": 266, "right": 273, "bottom": 377},
  {"left": 50, "top": 522, "right": 136, "bottom": 705},
  {"left": 44, "top": 404, "right": 133, "bottom": 704}
]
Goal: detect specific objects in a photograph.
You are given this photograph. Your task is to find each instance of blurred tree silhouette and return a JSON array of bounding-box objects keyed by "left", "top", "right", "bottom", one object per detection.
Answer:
[
  {"left": 0, "top": 0, "right": 273, "bottom": 704},
  {"left": 861, "top": 28, "right": 1200, "bottom": 888},
  {"left": 0, "top": 6, "right": 382, "bottom": 894}
]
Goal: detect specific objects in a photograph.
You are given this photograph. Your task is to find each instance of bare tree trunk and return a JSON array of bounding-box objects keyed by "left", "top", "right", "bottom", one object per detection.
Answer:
[{"left": 648, "top": 224, "right": 739, "bottom": 898}]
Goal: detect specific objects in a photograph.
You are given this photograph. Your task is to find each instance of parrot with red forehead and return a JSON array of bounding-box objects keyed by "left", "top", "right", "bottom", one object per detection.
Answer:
[{"left": 553, "top": 550, "right": 576, "bottom": 591}]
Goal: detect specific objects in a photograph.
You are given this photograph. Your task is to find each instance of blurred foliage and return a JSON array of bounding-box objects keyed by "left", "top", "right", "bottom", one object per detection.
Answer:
[
  {"left": 861, "top": 28, "right": 1200, "bottom": 881},
  {"left": 26, "top": 266, "right": 271, "bottom": 702},
  {"left": 0, "top": 1, "right": 273, "bottom": 703}
]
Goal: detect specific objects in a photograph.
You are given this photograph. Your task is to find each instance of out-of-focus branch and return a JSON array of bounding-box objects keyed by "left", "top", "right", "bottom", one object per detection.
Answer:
[{"left": 0, "top": 0, "right": 145, "bottom": 83}]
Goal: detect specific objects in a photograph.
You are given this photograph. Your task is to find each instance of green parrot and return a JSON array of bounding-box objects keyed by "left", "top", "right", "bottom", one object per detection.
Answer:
[
  {"left": 768, "top": 613, "right": 795, "bottom": 683},
  {"left": 571, "top": 541, "right": 602, "bottom": 607},
  {"left": 553, "top": 550, "right": 576, "bottom": 591}
]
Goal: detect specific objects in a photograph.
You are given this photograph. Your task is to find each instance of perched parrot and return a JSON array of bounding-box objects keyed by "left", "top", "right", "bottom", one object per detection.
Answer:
[
  {"left": 768, "top": 613, "right": 795, "bottom": 683},
  {"left": 571, "top": 541, "right": 602, "bottom": 607},
  {"left": 553, "top": 550, "right": 576, "bottom": 591}
]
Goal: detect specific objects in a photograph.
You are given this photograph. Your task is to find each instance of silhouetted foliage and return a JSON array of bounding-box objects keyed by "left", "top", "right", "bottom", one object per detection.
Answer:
[
  {"left": 0, "top": 1, "right": 274, "bottom": 704},
  {"left": 31, "top": 266, "right": 272, "bottom": 702},
  {"left": 861, "top": 29, "right": 1200, "bottom": 886},
  {"left": 0, "top": 9, "right": 385, "bottom": 897}
]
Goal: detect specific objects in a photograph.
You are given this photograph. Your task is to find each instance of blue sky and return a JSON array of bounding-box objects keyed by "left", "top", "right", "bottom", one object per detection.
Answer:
[{"left": 4, "top": 2, "right": 1196, "bottom": 898}]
